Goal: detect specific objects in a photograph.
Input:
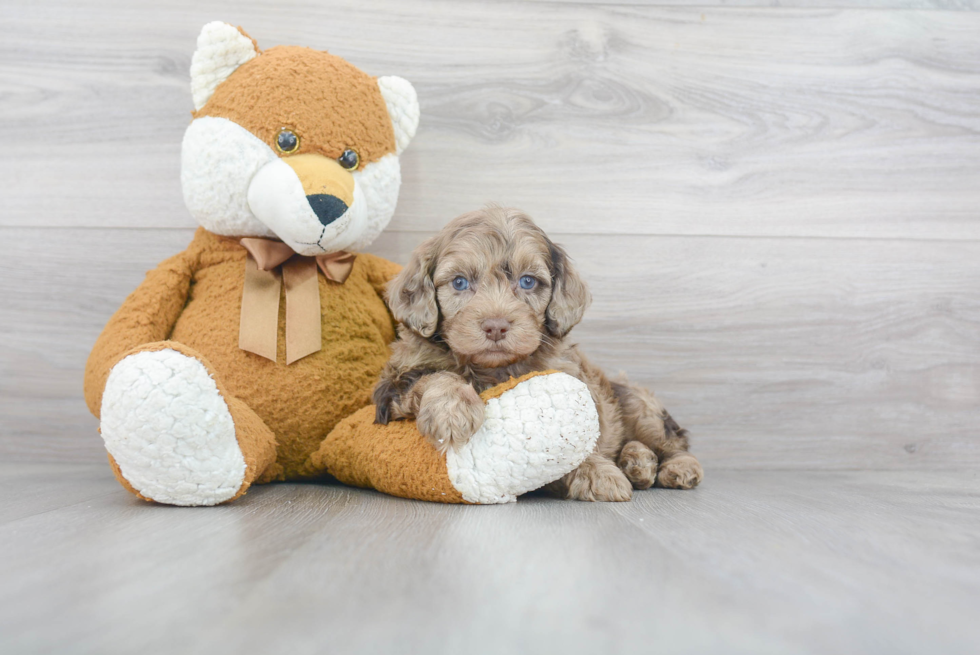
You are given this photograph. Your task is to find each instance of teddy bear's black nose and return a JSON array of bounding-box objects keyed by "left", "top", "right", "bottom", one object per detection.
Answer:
[{"left": 307, "top": 194, "right": 348, "bottom": 226}]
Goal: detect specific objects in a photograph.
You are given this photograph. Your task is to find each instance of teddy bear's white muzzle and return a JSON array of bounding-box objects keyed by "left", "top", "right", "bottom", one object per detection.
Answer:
[{"left": 247, "top": 158, "right": 369, "bottom": 257}]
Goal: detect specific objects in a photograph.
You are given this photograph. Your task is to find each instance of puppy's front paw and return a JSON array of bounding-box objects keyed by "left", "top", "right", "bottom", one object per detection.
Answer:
[
  {"left": 567, "top": 457, "right": 633, "bottom": 502},
  {"left": 657, "top": 454, "right": 704, "bottom": 489},
  {"left": 417, "top": 382, "right": 485, "bottom": 454}
]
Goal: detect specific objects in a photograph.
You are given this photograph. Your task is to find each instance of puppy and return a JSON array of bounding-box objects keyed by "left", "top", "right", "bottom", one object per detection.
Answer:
[{"left": 373, "top": 206, "right": 703, "bottom": 501}]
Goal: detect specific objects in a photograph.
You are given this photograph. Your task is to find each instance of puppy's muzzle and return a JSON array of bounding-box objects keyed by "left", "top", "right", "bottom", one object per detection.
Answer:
[
  {"left": 481, "top": 318, "right": 511, "bottom": 343},
  {"left": 283, "top": 154, "right": 355, "bottom": 226}
]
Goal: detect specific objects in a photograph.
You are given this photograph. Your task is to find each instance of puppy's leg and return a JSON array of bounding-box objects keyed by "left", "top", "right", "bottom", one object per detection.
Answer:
[
  {"left": 536, "top": 352, "right": 632, "bottom": 501},
  {"left": 617, "top": 441, "right": 658, "bottom": 490},
  {"left": 612, "top": 381, "right": 704, "bottom": 490},
  {"left": 375, "top": 370, "right": 484, "bottom": 454},
  {"left": 548, "top": 454, "right": 633, "bottom": 502}
]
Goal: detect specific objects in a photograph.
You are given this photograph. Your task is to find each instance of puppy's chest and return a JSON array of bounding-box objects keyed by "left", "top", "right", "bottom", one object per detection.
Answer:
[{"left": 465, "top": 364, "right": 534, "bottom": 393}]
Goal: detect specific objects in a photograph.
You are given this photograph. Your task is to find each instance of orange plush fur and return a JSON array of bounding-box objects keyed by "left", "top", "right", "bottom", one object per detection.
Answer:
[
  {"left": 196, "top": 46, "right": 397, "bottom": 166},
  {"left": 309, "top": 370, "right": 559, "bottom": 503},
  {"left": 85, "top": 24, "right": 601, "bottom": 506},
  {"left": 84, "top": 229, "right": 402, "bottom": 483},
  {"left": 83, "top": 27, "right": 415, "bottom": 499}
]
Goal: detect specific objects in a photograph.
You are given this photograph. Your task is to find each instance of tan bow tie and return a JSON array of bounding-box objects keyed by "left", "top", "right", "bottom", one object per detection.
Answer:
[{"left": 238, "top": 238, "right": 356, "bottom": 365}]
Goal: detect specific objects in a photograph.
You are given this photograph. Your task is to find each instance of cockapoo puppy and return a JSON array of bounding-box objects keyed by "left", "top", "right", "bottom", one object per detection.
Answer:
[{"left": 373, "top": 206, "right": 703, "bottom": 501}]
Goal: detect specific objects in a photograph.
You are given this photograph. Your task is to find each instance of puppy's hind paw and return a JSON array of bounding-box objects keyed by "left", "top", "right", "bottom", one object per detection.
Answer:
[
  {"left": 618, "top": 440, "right": 658, "bottom": 490},
  {"left": 567, "top": 457, "right": 633, "bottom": 502},
  {"left": 417, "top": 381, "right": 485, "bottom": 454},
  {"left": 657, "top": 454, "right": 704, "bottom": 490}
]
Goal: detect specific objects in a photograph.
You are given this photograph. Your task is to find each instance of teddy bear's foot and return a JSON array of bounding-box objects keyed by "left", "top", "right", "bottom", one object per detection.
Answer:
[
  {"left": 100, "top": 348, "right": 248, "bottom": 506},
  {"left": 446, "top": 371, "right": 601, "bottom": 504},
  {"left": 308, "top": 371, "right": 600, "bottom": 504}
]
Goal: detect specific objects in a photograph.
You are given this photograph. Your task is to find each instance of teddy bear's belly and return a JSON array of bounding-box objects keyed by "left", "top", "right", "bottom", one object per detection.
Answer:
[{"left": 169, "top": 261, "right": 396, "bottom": 479}]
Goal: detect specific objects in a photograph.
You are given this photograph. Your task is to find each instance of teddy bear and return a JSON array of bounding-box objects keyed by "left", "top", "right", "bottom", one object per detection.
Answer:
[{"left": 83, "top": 22, "right": 600, "bottom": 506}]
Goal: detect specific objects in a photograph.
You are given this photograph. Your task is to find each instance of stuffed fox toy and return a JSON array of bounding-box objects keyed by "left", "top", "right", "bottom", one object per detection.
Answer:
[{"left": 83, "top": 22, "right": 600, "bottom": 506}]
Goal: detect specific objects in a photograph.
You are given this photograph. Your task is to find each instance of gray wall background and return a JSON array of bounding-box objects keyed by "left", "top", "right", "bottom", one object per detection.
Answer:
[{"left": 2, "top": 0, "right": 978, "bottom": 469}]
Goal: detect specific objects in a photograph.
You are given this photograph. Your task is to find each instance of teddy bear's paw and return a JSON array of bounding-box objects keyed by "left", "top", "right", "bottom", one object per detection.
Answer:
[
  {"left": 100, "top": 348, "right": 246, "bottom": 506},
  {"left": 445, "top": 372, "right": 600, "bottom": 504}
]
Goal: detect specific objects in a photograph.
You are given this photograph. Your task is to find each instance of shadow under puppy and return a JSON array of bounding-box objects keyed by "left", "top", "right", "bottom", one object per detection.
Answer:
[{"left": 374, "top": 206, "right": 703, "bottom": 501}]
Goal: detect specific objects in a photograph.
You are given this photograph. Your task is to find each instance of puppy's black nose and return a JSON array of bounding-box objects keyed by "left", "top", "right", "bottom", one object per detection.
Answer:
[
  {"left": 307, "top": 194, "right": 348, "bottom": 226},
  {"left": 482, "top": 318, "right": 511, "bottom": 343}
]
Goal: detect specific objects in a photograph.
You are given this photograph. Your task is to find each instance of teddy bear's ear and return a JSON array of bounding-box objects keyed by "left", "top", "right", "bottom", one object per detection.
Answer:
[
  {"left": 190, "top": 22, "right": 260, "bottom": 111},
  {"left": 377, "top": 76, "right": 420, "bottom": 155}
]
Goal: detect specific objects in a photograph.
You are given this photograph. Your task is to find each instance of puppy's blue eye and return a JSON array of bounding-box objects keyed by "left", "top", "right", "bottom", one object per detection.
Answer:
[
  {"left": 452, "top": 276, "right": 469, "bottom": 291},
  {"left": 519, "top": 275, "right": 537, "bottom": 290}
]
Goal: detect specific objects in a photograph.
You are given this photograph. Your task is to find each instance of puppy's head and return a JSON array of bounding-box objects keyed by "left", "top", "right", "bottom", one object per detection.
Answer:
[{"left": 387, "top": 207, "right": 591, "bottom": 367}]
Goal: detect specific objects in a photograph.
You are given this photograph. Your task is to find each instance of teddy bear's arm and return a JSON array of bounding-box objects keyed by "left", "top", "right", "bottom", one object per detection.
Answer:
[
  {"left": 359, "top": 253, "right": 404, "bottom": 332},
  {"left": 361, "top": 254, "right": 403, "bottom": 299},
  {"left": 83, "top": 249, "right": 198, "bottom": 417}
]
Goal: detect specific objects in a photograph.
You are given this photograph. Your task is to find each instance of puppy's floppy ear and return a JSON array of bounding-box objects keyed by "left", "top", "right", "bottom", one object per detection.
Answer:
[
  {"left": 545, "top": 240, "right": 591, "bottom": 338},
  {"left": 386, "top": 235, "right": 442, "bottom": 337}
]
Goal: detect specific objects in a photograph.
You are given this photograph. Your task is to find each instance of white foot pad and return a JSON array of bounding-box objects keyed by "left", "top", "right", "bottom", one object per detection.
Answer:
[
  {"left": 100, "top": 348, "right": 246, "bottom": 506},
  {"left": 446, "top": 372, "right": 600, "bottom": 504}
]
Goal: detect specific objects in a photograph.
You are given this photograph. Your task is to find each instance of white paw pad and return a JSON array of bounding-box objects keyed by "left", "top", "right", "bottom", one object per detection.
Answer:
[
  {"left": 445, "top": 373, "right": 600, "bottom": 504},
  {"left": 100, "top": 348, "right": 246, "bottom": 506}
]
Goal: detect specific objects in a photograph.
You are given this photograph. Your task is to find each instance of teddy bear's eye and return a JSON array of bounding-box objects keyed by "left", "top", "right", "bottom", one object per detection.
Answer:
[
  {"left": 338, "top": 149, "right": 359, "bottom": 170},
  {"left": 276, "top": 128, "right": 300, "bottom": 154}
]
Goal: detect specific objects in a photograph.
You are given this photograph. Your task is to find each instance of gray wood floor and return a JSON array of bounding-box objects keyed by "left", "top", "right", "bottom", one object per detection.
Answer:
[
  {"left": 2, "top": 1, "right": 979, "bottom": 653},
  {"left": 2, "top": 463, "right": 978, "bottom": 655}
]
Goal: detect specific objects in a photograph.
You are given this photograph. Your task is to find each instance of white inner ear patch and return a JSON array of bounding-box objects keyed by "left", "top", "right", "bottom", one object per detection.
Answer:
[
  {"left": 378, "top": 76, "right": 420, "bottom": 155},
  {"left": 191, "top": 22, "right": 258, "bottom": 111}
]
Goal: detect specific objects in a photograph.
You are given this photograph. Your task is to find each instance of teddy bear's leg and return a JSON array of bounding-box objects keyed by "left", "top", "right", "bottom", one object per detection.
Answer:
[
  {"left": 306, "top": 371, "right": 600, "bottom": 504},
  {"left": 99, "top": 342, "right": 277, "bottom": 506}
]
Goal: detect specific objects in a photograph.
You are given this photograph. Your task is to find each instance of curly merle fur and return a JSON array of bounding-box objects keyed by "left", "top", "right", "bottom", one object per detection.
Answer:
[{"left": 374, "top": 206, "right": 703, "bottom": 500}]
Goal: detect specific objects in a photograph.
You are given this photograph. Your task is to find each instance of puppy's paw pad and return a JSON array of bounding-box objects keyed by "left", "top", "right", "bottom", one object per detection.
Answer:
[
  {"left": 618, "top": 441, "right": 658, "bottom": 490},
  {"left": 657, "top": 455, "right": 704, "bottom": 490}
]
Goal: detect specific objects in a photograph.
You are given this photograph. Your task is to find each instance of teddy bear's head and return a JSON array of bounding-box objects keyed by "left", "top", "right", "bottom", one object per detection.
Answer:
[{"left": 181, "top": 22, "right": 419, "bottom": 256}]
